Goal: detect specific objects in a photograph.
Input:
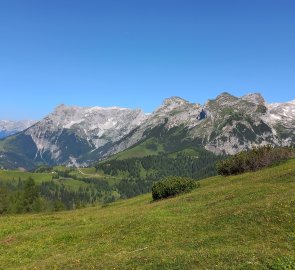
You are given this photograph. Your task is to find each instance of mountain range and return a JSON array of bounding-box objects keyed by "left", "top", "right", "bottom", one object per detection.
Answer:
[
  {"left": 0, "top": 92, "right": 294, "bottom": 170},
  {"left": 0, "top": 120, "right": 36, "bottom": 139}
]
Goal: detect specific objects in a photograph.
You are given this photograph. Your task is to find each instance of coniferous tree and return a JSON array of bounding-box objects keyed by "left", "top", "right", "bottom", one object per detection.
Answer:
[
  {"left": 22, "top": 177, "right": 40, "bottom": 212},
  {"left": 0, "top": 186, "right": 9, "bottom": 214}
]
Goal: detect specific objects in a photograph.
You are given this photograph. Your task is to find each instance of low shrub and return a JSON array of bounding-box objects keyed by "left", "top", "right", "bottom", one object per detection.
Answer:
[
  {"left": 216, "top": 146, "right": 294, "bottom": 176},
  {"left": 152, "top": 176, "right": 199, "bottom": 201}
]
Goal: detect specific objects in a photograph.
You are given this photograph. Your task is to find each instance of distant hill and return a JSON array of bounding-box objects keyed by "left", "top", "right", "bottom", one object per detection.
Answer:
[{"left": 1, "top": 157, "right": 294, "bottom": 269}]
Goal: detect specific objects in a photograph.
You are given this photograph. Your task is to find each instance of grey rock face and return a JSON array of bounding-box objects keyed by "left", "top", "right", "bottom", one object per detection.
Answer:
[
  {"left": 24, "top": 105, "right": 147, "bottom": 165},
  {"left": 103, "top": 97, "right": 204, "bottom": 157},
  {"left": 193, "top": 92, "right": 295, "bottom": 154},
  {"left": 107, "top": 92, "right": 295, "bottom": 157},
  {"left": 241, "top": 93, "right": 266, "bottom": 105}
]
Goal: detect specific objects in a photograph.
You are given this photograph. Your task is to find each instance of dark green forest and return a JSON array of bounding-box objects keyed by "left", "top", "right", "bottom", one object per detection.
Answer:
[
  {"left": 97, "top": 149, "right": 223, "bottom": 198},
  {"left": 0, "top": 177, "right": 115, "bottom": 214}
]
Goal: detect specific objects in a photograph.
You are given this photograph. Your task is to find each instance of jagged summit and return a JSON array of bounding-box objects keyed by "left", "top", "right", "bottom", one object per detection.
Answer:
[
  {"left": 55, "top": 103, "right": 67, "bottom": 109},
  {"left": 216, "top": 92, "right": 237, "bottom": 99},
  {"left": 217, "top": 91, "right": 234, "bottom": 97},
  {"left": 241, "top": 93, "right": 265, "bottom": 105},
  {"left": 212, "top": 92, "right": 239, "bottom": 106},
  {"left": 154, "top": 96, "right": 191, "bottom": 115},
  {"left": 162, "top": 96, "right": 189, "bottom": 106}
]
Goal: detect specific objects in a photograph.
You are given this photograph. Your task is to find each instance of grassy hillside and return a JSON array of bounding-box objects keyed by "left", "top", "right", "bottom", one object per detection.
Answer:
[
  {"left": 0, "top": 167, "right": 112, "bottom": 190},
  {"left": 106, "top": 124, "right": 205, "bottom": 161},
  {"left": 0, "top": 144, "right": 221, "bottom": 211},
  {"left": 0, "top": 166, "right": 122, "bottom": 212},
  {"left": 110, "top": 138, "right": 165, "bottom": 160},
  {"left": 0, "top": 170, "right": 53, "bottom": 183},
  {"left": 1, "top": 158, "right": 295, "bottom": 269}
]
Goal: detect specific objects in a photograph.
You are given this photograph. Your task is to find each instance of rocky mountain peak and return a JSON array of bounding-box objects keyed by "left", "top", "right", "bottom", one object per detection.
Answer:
[
  {"left": 214, "top": 92, "right": 239, "bottom": 105},
  {"left": 55, "top": 103, "right": 67, "bottom": 109},
  {"left": 53, "top": 104, "right": 69, "bottom": 112},
  {"left": 216, "top": 92, "right": 237, "bottom": 99},
  {"left": 162, "top": 96, "right": 189, "bottom": 106},
  {"left": 241, "top": 93, "right": 265, "bottom": 105},
  {"left": 154, "top": 97, "right": 191, "bottom": 115},
  {"left": 21, "top": 104, "right": 147, "bottom": 165}
]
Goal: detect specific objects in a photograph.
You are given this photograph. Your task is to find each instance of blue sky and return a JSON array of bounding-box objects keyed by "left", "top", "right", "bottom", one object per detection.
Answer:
[{"left": 0, "top": 0, "right": 294, "bottom": 120}]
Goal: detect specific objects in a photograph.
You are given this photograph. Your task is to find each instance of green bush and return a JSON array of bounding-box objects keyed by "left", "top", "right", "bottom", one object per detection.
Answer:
[
  {"left": 152, "top": 176, "right": 199, "bottom": 201},
  {"left": 216, "top": 146, "right": 294, "bottom": 176}
]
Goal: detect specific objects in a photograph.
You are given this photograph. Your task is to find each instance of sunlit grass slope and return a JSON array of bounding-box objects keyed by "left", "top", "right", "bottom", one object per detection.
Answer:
[
  {"left": 0, "top": 166, "right": 119, "bottom": 189},
  {"left": 0, "top": 170, "right": 52, "bottom": 183},
  {"left": 1, "top": 159, "right": 295, "bottom": 269}
]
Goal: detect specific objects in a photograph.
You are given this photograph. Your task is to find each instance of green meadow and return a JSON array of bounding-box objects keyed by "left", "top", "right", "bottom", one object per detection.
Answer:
[{"left": 1, "top": 158, "right": 295, "bottom": 269}]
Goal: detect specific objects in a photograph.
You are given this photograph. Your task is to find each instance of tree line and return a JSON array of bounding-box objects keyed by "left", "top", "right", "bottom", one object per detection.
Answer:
[
  {"left": 0, "top": 177, "right": 115, "bottom": 215},
  {"left": 97, "top": 149, "right": 223, "bottom": 198},
  {"left": 216, "top": 146, "right": 295, "bottom": 176}
]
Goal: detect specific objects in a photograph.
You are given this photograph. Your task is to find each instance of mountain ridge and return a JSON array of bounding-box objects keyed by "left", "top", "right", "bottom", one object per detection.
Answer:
[
  {"left": 0, "top": 92, "right": 295, "bottom": 169},
  {"left": 0, "top": 120, "right": 36, "bottom": 139}
]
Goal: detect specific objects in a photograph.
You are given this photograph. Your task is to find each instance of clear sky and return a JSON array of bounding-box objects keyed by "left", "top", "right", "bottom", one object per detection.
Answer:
[{"left": 0, "top": 0, "right": 294, "bottom": 120}]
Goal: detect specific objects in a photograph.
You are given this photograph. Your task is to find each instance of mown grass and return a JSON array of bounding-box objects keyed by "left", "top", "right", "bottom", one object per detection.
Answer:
[{"left": 0, "top": 159, "right": 295, "bottom": 269}]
